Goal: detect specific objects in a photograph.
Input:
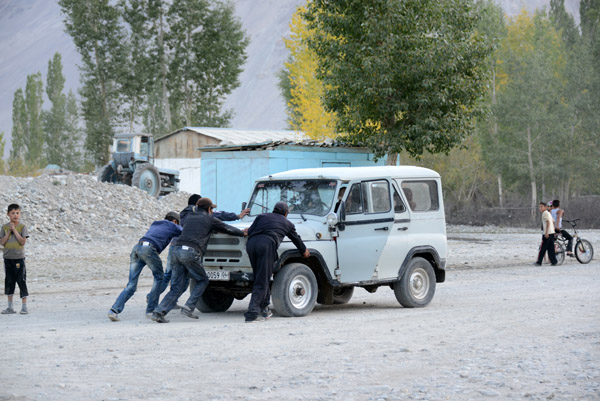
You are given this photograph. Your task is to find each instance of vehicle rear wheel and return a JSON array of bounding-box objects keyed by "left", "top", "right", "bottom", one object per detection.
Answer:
[
  {"left": 554, "top": 241, "right": 566, "bottom": 265},
  {"left": 394, "top": 257, "right": 436, "bottom": 308},
  {"left": 333, "top": 287, "right": 354, "bottom": 304},
  {"left": 272, "top": 263, "right": 318, "bottom": 317},
  {"left": 132, "top": 163, "right": 160, "bottom": 198},
  {"left": 575, "top": 239, "right": 594, "bottom": 264},
  {"left": 189, "top": 280, "right": 235, "bottom": 313}
]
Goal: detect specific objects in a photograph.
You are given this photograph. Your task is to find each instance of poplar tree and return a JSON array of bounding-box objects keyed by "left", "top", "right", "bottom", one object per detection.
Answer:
[
  {"left": 24, "top": 73, "right": 44, "bottom": 166},
  {"left": 10, "top": 89, "right": 27, "bottom": 161},
  {"left": 43, "top": 52, "right": 67, "bottom": 166}
]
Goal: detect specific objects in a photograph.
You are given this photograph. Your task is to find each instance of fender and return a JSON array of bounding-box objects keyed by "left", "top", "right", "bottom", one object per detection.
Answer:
[
  {"left": 398, "top": 246, "right": 446, "bottom": 283},
  {"left": 275, "top": 248, "right": 340, "bottom": 286}
]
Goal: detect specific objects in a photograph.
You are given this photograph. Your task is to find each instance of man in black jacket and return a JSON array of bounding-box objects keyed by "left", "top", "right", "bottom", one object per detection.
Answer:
[
  {"left": 244, "top": 202, "right": 310, "bottom": 323},
  {"left": 152, "top": 198, "right": 246, "bottom": 323}
]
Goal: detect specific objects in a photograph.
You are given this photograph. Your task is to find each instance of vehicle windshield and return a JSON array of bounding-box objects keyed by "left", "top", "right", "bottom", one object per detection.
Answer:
[
  {"left": 248, "top": 180, "right": 338, "bottom": 217},
  {"left": 115, "top": 138, "right": 132, "bottom": 152}
]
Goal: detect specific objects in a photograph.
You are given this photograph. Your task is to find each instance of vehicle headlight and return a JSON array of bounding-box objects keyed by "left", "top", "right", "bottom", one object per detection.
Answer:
[{"left": 326, "top": 212, "right": 338, "bottom": 228}]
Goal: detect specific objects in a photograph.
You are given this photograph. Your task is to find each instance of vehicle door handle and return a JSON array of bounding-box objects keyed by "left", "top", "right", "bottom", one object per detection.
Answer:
[
  {"left": 374, "top": 227, "right": 389, "bottom": 231},
  {"left": 398, "top": 227, "right": 408, "bottom": 231}
]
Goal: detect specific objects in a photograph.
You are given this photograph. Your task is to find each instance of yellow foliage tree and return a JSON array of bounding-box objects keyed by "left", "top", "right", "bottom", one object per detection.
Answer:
[{"left": 284, "top": 3, "right": 337, "bottom": 139}]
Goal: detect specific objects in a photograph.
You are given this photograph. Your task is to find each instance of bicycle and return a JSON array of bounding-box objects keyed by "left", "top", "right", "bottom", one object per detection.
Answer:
[{"left": 555, "top": 219, "right": 594, "bottom": 264}]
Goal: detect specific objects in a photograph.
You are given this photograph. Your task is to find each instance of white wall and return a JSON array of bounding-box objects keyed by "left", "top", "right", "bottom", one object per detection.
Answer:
[{"left": 154, "top": 158, "right": 201, "bottom": 195}]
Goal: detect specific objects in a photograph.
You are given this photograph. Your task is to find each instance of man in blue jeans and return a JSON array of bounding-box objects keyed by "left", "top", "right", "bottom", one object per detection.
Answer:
[
  {"left": 108, "top": 212, "right": 182, "bottom": 321},
  {"left": 152, "top": 198, "right": 245, "bottom": 323}
]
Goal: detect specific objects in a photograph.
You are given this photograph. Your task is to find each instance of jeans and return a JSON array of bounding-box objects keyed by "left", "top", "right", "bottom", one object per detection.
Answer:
[
  {"left": 155, "top": 245, "right": 190, "bottom": 298},
  {"left": 111, "top": 243, "right": 164, "bottom": 314},
  {"left": 155, "top": 246, "right": 208, "bottom": 315}
]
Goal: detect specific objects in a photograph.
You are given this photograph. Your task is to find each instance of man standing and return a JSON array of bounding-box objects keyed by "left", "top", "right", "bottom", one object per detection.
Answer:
[
  {"left": 244, "top": 202, "right": 310, "bottom": 323},
  {"left": 551, "top": 199, "right": 574, "bottom": 257},
  {"left": 152, "top": 198, "right": 245, "bottom": 323},
  {"left": 535, "top": 202, "right": 557, "bottom": 266}
]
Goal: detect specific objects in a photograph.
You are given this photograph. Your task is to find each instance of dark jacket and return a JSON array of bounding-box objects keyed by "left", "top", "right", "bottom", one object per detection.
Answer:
[
  {"left": 247, "top": 212, "right": 306, "bottom": 253},
  {"left": 140, "top": 220, "right": 182, "bottom": 254},
  {"left": 170, "top": 206, "right": 239, "bottom": 246},
  {"left": 175, "top": 207, "right": 244, "bottom": 255}
]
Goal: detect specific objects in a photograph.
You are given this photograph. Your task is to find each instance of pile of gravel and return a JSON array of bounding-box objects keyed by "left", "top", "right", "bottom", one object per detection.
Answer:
[{"left": 0, "top": 173, "right": 191, "bottom": 244}]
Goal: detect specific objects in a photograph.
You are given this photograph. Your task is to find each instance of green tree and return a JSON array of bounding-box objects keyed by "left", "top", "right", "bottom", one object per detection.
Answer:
[
  {"left": 24, "top": 72, "right": 45, "bottom": 166},
  {"left": 492, "top": 10, "right": 567, "bottom": 218},
  {"left": 0, "top": 131, "right": 5, "bottom": 174},
  {"left": 166, "top": 0, "right": 248, "bottom": 127},
  {"left": 10, "top": 88, "right": 27, "bottom": 161},
  {"left": 59, "top": 0, "right": 127, "bottom": 165},
  {"left": 43, "top": 52, "right": 67, "bottom": 166},
  {"left": 304, "top": 0, "right": 493, "bottom": 162},
  {"left": 64, "top": 90, "right": 83, "bottom": 171}
]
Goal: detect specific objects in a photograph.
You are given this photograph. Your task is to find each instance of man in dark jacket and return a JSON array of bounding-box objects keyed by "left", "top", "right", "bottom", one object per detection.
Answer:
[
  {"left": 152, "top": 198, "right": 245, "bottom": 323},
  {"left": 244, "top": 202, "right": 310, "bottom": 323},
  {"left": 108, "top": 211, "right": 182, "bottom": 321}
]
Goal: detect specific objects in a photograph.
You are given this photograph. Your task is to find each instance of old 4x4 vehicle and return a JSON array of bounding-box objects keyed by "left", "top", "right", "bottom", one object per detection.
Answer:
[{"left": 196, "top": 166, "right": 447, "bottom": 317}]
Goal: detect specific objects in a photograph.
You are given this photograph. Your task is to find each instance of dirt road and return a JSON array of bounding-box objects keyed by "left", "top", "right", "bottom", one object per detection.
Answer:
[{"left": 0, "top": 230, "right": 598, "bottom": 400}]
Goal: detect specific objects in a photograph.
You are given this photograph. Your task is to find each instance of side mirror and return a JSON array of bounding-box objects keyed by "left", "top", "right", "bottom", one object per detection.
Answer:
[{"left": 241, "top": 201, "right": 247, "bottom": 210}]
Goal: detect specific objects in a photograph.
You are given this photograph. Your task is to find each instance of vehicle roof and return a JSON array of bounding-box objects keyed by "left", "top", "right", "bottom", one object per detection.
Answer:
[
  {"left": 260, "top": 166, "right": 440, "bottom": 181},
  {"left": 114, "top": 133, "right": 152, "bottom": 139}
]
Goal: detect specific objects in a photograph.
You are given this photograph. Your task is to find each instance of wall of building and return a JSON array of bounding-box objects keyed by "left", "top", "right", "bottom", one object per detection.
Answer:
[
  {"left": 201, "top": 146, "right": 385, "bottom": 213},
  {"left": 154, "top": 131, "right": 220, "bottom": 159},
  {"left": 154, "top": 158, "right": 201, "bottom": 194}
]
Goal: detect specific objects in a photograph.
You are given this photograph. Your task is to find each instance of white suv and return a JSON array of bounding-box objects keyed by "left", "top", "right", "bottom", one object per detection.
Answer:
[{"left": 196, "top": 166, "right": 447, "bottom": 317}]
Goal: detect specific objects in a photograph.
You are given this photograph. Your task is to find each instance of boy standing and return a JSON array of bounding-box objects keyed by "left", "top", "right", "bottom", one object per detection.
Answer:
[
  {"left": 1, "top": 204, "right": 29, "bottom": 315},
  {"left": 535, "top": 202, "right": 557, "bottom": 266},
  {"left": 108, "top": 212, "right": 182, "bottom": 321}
]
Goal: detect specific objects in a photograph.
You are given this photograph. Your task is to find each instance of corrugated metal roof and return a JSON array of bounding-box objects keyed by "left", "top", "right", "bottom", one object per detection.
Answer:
[
  {"left": 197, "top": 138, "right": 364, "bottom": 152},
  {"left": 156, "top": 127, "right": 308, "bottom": 145}
]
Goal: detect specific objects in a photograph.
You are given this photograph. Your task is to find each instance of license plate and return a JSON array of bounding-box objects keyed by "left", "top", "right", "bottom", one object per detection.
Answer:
[{"left": 206, "top": 270, "right": 230, "bottom": 281}]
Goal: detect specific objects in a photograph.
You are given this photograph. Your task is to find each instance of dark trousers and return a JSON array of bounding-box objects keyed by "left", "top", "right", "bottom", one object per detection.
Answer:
[
  {"left": 244, "top": 236, "right": 277, "bottom": 320},
  {"left": 537, "top": 235, "right": 558, "bottom": 265},
  {"left": 559, "top": 229, "right": 573, "bottom": 253},
  {"left": 155, "top": 246, "right": 208, "bottom": 314},
  {"left": 4, "top": 258, "right": 28, "bottom": 298}
]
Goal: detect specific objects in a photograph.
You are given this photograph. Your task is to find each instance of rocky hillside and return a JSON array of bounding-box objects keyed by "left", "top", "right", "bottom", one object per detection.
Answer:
[{"left": 0, "top": 173, "right": 191, "bottom": 244}]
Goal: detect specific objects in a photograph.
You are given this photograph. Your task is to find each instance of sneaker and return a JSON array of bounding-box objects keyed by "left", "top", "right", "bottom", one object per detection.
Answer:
[
  {"left": 145, "top": 313, "right": 153, "bottom": 319},
  {"left": 108, "top": 310, "right": 119, "bottom": 321},
  {"left": 180, "top": 306, "right": 198, "bottom": 319},
  {"left": 1, "top": 307, "right": 16, "bottom": 315},
  {"left": 152, "top": 311, "right": 169, "bottom": 323},
  {"left": 533, "top": 262, "right": 542, "bottom": 266},
  {"left": 173, "top": 304, "right": 182, "bottom": 310},
  {"left": 261, "top": 307, "right": 273, "bottom": 319},
  {"left": 20, "top": 306, "right": 28, "bottom": 315},
  {"left": 245, "top": 315, "right": 266, "bottom": 323}
]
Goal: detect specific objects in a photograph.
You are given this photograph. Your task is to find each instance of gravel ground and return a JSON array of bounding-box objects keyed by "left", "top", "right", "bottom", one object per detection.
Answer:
[{"left": 0, "top": 174, "right": 598, "bottom": 400}]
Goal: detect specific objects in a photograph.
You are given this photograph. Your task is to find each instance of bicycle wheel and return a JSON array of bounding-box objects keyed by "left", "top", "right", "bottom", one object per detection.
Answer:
[
  {"left": 575, "top": 239, "right": 594, "bottom": 264},
  {"left": 554, "top": 241, "right": 565, "bottom": 265}
]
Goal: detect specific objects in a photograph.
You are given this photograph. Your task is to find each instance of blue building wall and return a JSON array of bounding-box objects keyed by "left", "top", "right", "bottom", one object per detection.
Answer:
[{"left": 201, "top": 145, "right": 385, "bottom": 213}]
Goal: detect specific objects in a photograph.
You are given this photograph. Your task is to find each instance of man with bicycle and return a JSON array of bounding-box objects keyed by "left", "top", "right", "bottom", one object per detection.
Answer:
[
  {"left": 551, "top": 199, "right": 574, "bottom": 257},
  {"left": 535, "top": 202, "right": 558, "bottom": 266}
]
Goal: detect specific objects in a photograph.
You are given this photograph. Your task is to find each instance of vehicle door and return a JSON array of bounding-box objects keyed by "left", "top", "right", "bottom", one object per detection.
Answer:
[
  {"left": 336, "top": 179, "right": 395, "bottom": 282},
  {"left": 376, "top": 181, "right": 412, "bottom": 279}
]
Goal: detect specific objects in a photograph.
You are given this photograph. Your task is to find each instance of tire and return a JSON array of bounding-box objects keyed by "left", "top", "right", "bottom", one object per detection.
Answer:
[
  {"left": 554, "top": 241, "right": 566, "bottom": 265},
  {"left": 272, "top": 263, "right": 318, "bottom": 317},
  {"left": 132, "top": 163, "right": 160, "bottom": 198},
  {"left": 394, "top": 257, "right": 436, "bottom": 308},
  {"left": 575, "top": 239, "right": 594, "bottom": 264},
  {"left": 97, "top": 164, "right": 120, "bottom": 183},
  {"left": 188, "top": 279, "right": 235, "bottom": 313},
  {"left": 332, "top": 287, "right": 354, "bottom": 304}
]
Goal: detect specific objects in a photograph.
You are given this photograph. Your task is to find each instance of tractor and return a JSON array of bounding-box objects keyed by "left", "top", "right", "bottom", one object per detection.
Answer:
[{"left": 97, "top": 133, "right": 179, "bottom": 198}]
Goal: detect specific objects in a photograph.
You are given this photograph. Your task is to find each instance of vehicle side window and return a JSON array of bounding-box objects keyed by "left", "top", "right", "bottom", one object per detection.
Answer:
[
  {"left": 365, "top": 180, "right": 390, "bottom": 213},
  {"left": 401, "top": 180, "right": 439, "bottom": 211},
  {"left": 346, "top": 184, "right": 363, "bottom": 214},
  {"left": 393, "top": 187, "right": 406, "bottom": 213}
]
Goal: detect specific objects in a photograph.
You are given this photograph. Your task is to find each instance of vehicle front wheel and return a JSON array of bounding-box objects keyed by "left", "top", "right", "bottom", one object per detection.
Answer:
[
  {"left": 554, "top": 241, "right": 566, "bottom": 265},
  {"left": 575, "top": 239, "right": 594, "bottom": 264},
  {"left": 272, "top": 263, "right": 318, "bottom": 317},
  {"left": 394, "top": 257, "right": 436, "bottom": 308},
  {"left": 190, "top": 283, "right": 234, "bottom": 313}
]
